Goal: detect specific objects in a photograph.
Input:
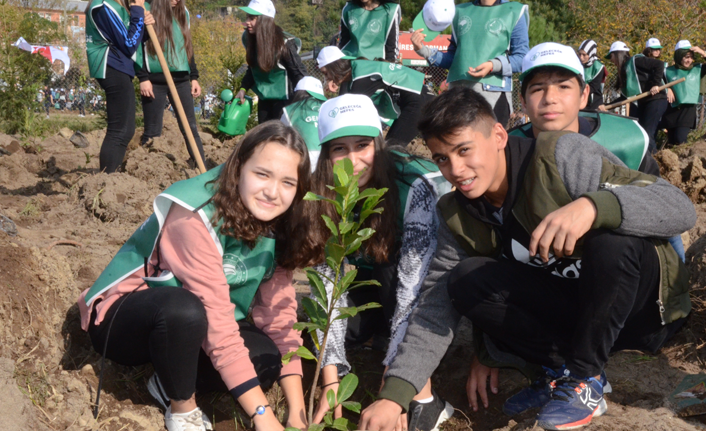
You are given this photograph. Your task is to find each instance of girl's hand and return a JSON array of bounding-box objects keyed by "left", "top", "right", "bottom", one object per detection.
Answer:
[
  {"left": 691, "top": 46, "right": 706, "bottom": 57},
  {"left": 140, "top": 80, "right": 154, "bottom": 98},
  {"left": 235, "top": 89, "right": 246, "bottom": 104},
  {"left": 191, "top": 80, "right": 201, "bottom": 98},
  {"left": 411, "top": 29, "right": 426, "bottom": 52},
  {"left": 649, "top": 85, "right": 660, "bottom": 96},
  {"left": 468, "top": 61, "right": 493, "bottom": 78},
  {"left": 252, "top": 412, "right": 285, "bottom": 431},
  {"left": 313, "top": 383, "right": 343, "bottom": 423},
  {"left": 144, "top": 10, "right": 155, "bottom": 25},
  {"left": 286, "top": 412, "right": 307, "bottom": 430},
  {"left": 667, "top": 88, "right": 675, "bottom": 104}
]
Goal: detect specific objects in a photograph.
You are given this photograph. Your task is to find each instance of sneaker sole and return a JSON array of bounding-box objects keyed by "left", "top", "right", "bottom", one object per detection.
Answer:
[
  {"left": 430, "top": 401, "right": 454, "bottom": 431},
  {"left": 537, "top": 399, "right": 607, "bottom": 430}
]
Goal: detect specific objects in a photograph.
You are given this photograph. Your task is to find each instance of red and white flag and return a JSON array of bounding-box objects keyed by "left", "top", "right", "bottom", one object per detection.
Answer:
[{"left": 13, "top": 37, "right": 71, "bottom": 74}]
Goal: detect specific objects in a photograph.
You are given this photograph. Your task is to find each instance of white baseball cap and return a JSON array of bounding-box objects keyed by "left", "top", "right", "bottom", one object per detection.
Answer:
[
  {"left": 294, "top": 76, "right": 326, "bottom": 101},
  {"left": 520, "top": 42, "right": 584, "bottom": 81},
  {"left": 675, "top": 40, "right": 692, "bottom": 51},
  {"left": 239, "top": 0, "right": 275, "bottom": 19},
  {"left": 645, "top": 38, "right": 662, "bottom": 49},
  {"left": 412, "top": 0, "right": 455, "bottom": 42},
  {"left": 316, "top": 46, "right": 355, "bottom": 69},
  {"left": 318, "top": 94, "right": 382, "bottom": 145},
  {"left": 605, "top": 41, "right": 630, "bottom": 59}
]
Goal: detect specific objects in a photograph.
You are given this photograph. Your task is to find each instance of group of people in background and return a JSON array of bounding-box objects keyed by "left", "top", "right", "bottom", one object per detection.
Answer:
[
  {"left": 79, "top": 0, "right": 700, "bottom": 431},
  {"left": 39, "top": 85, "right": 94, "bottom": 118}
]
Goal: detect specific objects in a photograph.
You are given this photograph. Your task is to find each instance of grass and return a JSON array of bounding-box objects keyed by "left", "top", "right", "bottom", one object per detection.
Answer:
[{"left": 19, "top": 200, "right": 41, "bottom": 218}]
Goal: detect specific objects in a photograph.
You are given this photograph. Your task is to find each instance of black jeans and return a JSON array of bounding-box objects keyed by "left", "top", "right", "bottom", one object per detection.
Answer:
[
  {"left": 88, "top": 287, "right": 283, "bottom": 401},
  {"left": 257, "top": 98, "right": 288, "bottom": 124},
  {"left": 447, "top": 229, "right": 685, "bottom": 378},
  {"left": 493, "top": 92, "right": 511, "bottom": 130},
  {"left": 141, "top": 80, "right": 205, "bottom": 164},
  {"left": 97, "top": 66, "right": 136, "bottom": 173},
  {"left": 668, "top": 127, "right": 690, "bottom": 145},
  {"left": 386, "top": 88, "right": 434, "bottom": 145},
  {"left": 345, "top": 259, "right": 399, "bottom": 346},
  {"left": 636, "top": 98, "right": 668, "bottom": 154}
]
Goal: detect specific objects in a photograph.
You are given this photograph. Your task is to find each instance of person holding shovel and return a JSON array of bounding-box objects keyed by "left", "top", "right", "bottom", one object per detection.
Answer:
[
  {"left": 85, "top": 0, "right": 155, "bottom": 173},
  {"left": 235, "top": 0, "right": 307, "bottom": 123},
  {"left": 663, "top": 41, "right": 706, "bottom": 146},
  {"left": 135, "top": 0, "right": 205, "bottom": 167}
]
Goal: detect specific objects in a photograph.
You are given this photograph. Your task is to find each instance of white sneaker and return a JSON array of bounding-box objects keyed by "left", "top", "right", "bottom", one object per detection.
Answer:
[
  {"left": 148, "top": 374, "right": 213, "bottom": 430},
  {"left": 165, "top": 406, "right": 208, "bottom": 431}
]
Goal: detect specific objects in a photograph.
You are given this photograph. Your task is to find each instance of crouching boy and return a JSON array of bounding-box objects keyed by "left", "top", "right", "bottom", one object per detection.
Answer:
[{"left": 359, "top": 87, "right": 695, "bottom": 431}]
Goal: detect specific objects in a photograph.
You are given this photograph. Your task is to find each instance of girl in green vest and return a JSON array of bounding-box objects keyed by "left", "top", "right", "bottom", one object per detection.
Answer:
[
  {"left": 317, "top": 45, "right": 434, "bottom": 145},
  {"left": 85, "top": 0, "right": 154, "bottom": 173},
  {"left": 235, "top": 0, "right": 307, "bottom": 123},
  {"left": 77, "top": 122, "right": 318, "bottom": 431},
  {"left": 136, "top": 0, "right": 204, "bottom": 166},
  {"left": 339, "top": 0, "right": 401, "bottom": 61},
  {"left": 309, "top": 94, "right": 454, "bottom": 431},
  {"left": 607, "top": 41, "right": 668, "bottom": 154},
  {"left": 577, "top": 39, "right": 606, "bottom": 111},
  {"left": 663, "top": 41, "right": 706, "bottom": 145},
  {"left": 280, "top": 76, "right": 327, "bottom": 169}
]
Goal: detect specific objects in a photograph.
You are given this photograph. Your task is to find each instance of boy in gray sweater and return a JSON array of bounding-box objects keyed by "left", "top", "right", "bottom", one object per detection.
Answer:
[{"left": 358, "top": 85, "right": 695, "bottom": 430}]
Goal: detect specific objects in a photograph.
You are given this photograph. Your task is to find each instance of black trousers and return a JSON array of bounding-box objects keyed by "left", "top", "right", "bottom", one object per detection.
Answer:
[
  {"left": 257, "top": 98, "right": 288, "bottom": 124},
  {"left": 668, "top": 127, "right": 690, "bottom": 145},
  {"left": 88, "top": 287, "right": 283, "bottom": 401},
  {"left": 386, "top": 88, "right": 435, "bottom": 145},
  {"left": 636, "top": 98, "right": 668, "bottom": 154},
  {"left": 97, "top": 67, "right": 136, "bottom": 173},
  {"left": 493, "top": 92, "right": 511, "bottom": 130},
  {"left": 345, "top": 259, "right": 399, "bottom": 346},
  {"left": 447, "top": 229, "right": 685, "bottom": 378},
  {"left": 141, "top": 80, "right": 205, "bottom": 164}
]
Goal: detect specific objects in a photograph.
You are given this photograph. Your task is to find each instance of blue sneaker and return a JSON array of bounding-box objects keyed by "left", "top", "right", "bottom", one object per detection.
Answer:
[
  {"left": 536, "top": 375, "right": 607, "bottom": 430},
  {"left": 503, "top": 367, "right": 560, "bottom": 416}
]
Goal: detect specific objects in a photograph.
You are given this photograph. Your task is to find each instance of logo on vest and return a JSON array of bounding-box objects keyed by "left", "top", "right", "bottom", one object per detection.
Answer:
[
  {"left": 457, "top": 16, "right": 472, "bottom": 36},
  {"left": 485, "top": 18, "right": 506, "bottom": 36},
  {"left": 348, "top": 17, "right": 359, "bottom": 32},
  {"left": 305, "top": 115, "right": 319, "bottom": 123},
  {"left": 329, "top": 108, "right": 339, "bottom": 118},
  {"left": 223, "top": 253, "right": 248, "bottom": 286},
  {"left": 368, "top": 19, "right": 382, "bottom": 34}
]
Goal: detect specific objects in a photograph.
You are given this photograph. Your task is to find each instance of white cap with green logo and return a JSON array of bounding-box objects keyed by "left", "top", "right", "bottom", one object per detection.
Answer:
[
  {"left": 605, "top": 41, "right": 630, "bottom": 59},
  {"left": 675, "top": 40, "right": 692, "bottom": 51},
  {"left": 520, "top": 42, "right": 584, "bottom": 81},
  {"left": 294, "top": 77, "right": 327, "bottom": 101},
  {"left": 239, "top": 0, "right": 275, "bottom": 19},
  {"left": 412, "top": 0, "right": 455, "bottom": 42},
  {"left": 318, "top": 94, "right": 382, "bottom": 145},
  {"left": 645, "top": 38, "right": 663, "bottom": 49},
  {"left": 316, "top": 46, "right": 355, "bottom": 69}
]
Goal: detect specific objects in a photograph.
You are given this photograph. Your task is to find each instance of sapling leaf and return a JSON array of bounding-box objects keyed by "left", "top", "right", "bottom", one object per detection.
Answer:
[
  {"left": 357, "top": 228, "right": 375, "bottom": 241},
  {"left": 349, "top": 279, "right": 382, "bottom": 289},
  {"left": 326, "top": 243, "right": 346, "bottom": 267},
  {"left": 339, "top": 221, "right": 355, "bottom": 235},
  {"left": 345, "top": 237, "right": 363, "bottom": 256},
  {"left": 359, "top": 207, "right": 384, "bottom": 225},
  {"left": 282, "top": 351, "right": 296, "bottom": 365},
  {"left": 305, "top": 270, "right": 328, "bottom": 307},
  {"left": 341, "top": 401, "right": 362, "bottom": 413},
  {"left": 354, "top": 187, "right": 381, "bottom": 202},
  {"left": 333, "top": 159, "right": 351, "bottom": 187},
  {"left": 295, "top": 345, "right": 317, "bottom": 361},
  {"left": 307, "top": 424, "right": 325, "bottom": 431},
  {"left": 321, "top": 214, "right": 339, "bottom": 237},
  {"left": 339, "top": 268, "right": 357, "bottom": 291},
  {"left": 285, "top": 427, "right": 301, "bottom": 431},
  {"left": 324, "top": 412, "right": 333, "bottom": 426},
  {"left": 326, "top": 256, "right": 339, "bottom": 274},
  {"left": 334, "top": 306, "right": 358, "bottom": 321},
  {"left": 302, "top": 297, "right": 328, "bottom": 328},
  {"left": 337, "top": 373, "right": 358, "bottom": 404},
  {"left": 356, "top": 302, "right": 382, "bottom": 313},
  {"left": 293, "top": 321, "right": 324, "bottom": 333},
  {"left": 326, "top": 388, "right": 337, "bottom": 411},
  {"left": 332, "top": 418, "right": 351, "bottom": 431},
  {"left": 303, "top": 191, "right": 322, "bottom": 201}
]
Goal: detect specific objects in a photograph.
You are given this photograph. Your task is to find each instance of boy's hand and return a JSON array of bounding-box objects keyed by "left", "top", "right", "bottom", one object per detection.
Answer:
[
  {"left": 468, "top": 62, "right": 493, "bottom": 78},
  {"left": 530, "top": 197, "right": 597, "bottom": 262},
  {"left": 359, "top": 399, "right": 404, "bottom": 431},
  {"left": 411, "top": 29, "right": 426, "bottom": 51},
  {"left": 467, "top": 356, "right": 498, "bottom": 411}
]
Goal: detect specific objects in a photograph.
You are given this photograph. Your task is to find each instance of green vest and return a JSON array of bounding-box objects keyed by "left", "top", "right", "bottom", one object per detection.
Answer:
[
  {"left": 83, "top": 166, "right": 276, "bottom": 322},
  {"left": 242, "top": 32, "right": 301, "bottom": 101},
  {"left": 666, "top": 64, "right": 702, "bottom": 107},
  {"left": 583, "top": 61, "right": 605, "bottom": 83},
  {"left": 86, "top": 0, "right": 132, "bottom": 79},
  {"left": 341, "top": 2, "right": 400, "bottom": 61},
  {"left": 448, "top": 2, "right": 528, "bottom": 87},
  {"left": 349, "top": 60, "right": 425, "bottom": 121},
  {"left": 135, "top": 4, "right": 191, "bottom": 74},
  {"left": 623, "top": 54, "right": 665, "bottom": 98},
  {"left": 282, "top": 98, "right": 322, "bottom": 152},
  {"left": 348, "top": 155, "right": 451, "bottom": 268},
  {"left": 508, "top": 111, "right": 648, "bottom": 171}
]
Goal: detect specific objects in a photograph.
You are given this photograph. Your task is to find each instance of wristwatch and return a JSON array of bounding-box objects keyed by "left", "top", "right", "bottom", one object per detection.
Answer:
[{"left": 250, "top": 404, "right": 270, "bottom": 419}]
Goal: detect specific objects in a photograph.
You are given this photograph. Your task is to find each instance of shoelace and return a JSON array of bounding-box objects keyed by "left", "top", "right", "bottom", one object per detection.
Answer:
[{"left": 548, "top": 376, "right": 589, "bottom": 402}]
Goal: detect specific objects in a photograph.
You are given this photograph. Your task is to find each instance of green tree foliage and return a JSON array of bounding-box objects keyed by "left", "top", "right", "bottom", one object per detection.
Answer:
[{"left": 0, "top": 3, "right": 66, "bottom": 135}]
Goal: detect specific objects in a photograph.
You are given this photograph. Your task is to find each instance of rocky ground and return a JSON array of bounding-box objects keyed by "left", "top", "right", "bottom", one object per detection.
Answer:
[{"left": 2, "top": 117, "right": 706, "bottom": 430}]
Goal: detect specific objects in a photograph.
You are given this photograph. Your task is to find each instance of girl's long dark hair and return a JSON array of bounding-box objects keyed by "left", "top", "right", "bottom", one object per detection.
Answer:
[
  {"left": 246, "top": 15, "right": 286, "bottom": 73},
  {"left": 211, "top": 121, "right": 318, "bottom": 270},
  {"left": 323, "top": 58, "right": 353, "bottom": 86},
  {"left": 612, "top": 51, "right": 631, "bottom": 93},
  {"left": 146, "top": 0, "right": 194, "bottom": 65},
  {"left": 311, "top": 135, "right": 400, "bottom": 263}
]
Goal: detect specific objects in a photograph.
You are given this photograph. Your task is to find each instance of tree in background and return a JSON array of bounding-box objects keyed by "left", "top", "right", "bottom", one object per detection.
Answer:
[
  {"left": 190, "top": 15, "right": 247, "bottom": 92},
  {"left": 568, "top": 0, "right": 706, "bottom": 60}
]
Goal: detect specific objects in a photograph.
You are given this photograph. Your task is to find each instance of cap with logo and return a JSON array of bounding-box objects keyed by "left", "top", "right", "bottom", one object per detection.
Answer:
[
  {"left": 675, "top": 40, "right": 692, "bottom": 51},
  {"left": 412, "top": 0, "right": 455, "bottom": 42},
  {"left": 316, "top": 46, "right": 355, "bottom": 69},
  {"left": 520, "top": 42, "right": 584, "bottom": 81},
  {"left": 239, "top": 0, "right": 276, "bottom": 19},
  {"left": 645, "top": 38, "right": 663, "bottom": 49},
  {"left": 318, "top": 94, "right": 382, "bottom": 145},
  {"left": 294, "top": 76, "right": 327, "bottom": 101},
  {"left": 605, "top": 41, "right": 630, "bottom": 59}
]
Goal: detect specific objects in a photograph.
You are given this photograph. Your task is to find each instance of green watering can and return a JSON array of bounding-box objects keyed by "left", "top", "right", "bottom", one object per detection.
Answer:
[{"left": 217, "top": 89, "right": 252, "bottom": 136}]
